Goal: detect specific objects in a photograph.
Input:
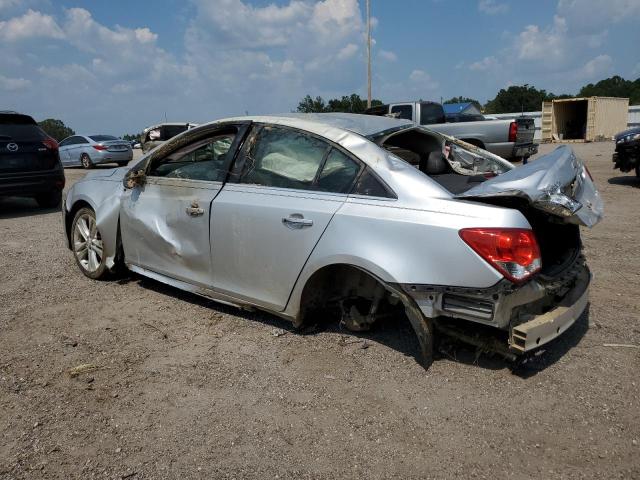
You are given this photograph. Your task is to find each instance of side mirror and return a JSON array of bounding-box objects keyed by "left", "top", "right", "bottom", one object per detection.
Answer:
[{"left": 123, "top": 168, "right": 146, "bottom": 189}]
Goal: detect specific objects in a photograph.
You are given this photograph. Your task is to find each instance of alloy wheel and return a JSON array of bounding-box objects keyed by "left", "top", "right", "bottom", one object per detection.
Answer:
[{"left": 73, "top": 213, "right": 103, "bottom": 273}]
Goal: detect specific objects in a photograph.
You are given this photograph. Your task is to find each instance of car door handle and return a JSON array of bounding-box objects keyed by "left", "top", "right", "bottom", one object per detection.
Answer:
[
  {"left": 186, "top": 205, "right": 205, "bottom": 217},
  {"left": 282, "top": 215, "right": 313, "bottom": 229}
]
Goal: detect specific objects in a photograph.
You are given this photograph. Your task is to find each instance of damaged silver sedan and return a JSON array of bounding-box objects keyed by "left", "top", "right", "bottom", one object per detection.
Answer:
[{"left": 62, "top": 113, "right": 603, "bottom": 367}]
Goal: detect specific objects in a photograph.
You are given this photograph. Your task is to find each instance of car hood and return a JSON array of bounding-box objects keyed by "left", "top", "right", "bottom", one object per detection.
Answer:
[
  {"left": 615, "top": 126, "right": 640, "bottom": 140},
  {"left": 456, "top": 145, "right": 603, "bottom": 228}
]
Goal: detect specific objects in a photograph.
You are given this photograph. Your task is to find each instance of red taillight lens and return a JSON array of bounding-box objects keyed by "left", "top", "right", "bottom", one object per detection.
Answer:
[
  {"left": 93, "top": 144, "right": 108, "bottom": 151},
  {"left": 459, "top": 228, "right": 541, "bottom": 283},
  {"left": 508, "top": 121, "right": 518, "bottom": 143},
  {"left": 42, "top": 138, "right": 58, "bottom": 151}
]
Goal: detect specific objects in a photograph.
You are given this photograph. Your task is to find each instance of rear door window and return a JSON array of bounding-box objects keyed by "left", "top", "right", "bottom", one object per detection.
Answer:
[
  {"left": 240, "top": 126, "right": 329, "bottom": 190},
  {"left": 420, "top": 103, "right": 445, "bottom": 125}
]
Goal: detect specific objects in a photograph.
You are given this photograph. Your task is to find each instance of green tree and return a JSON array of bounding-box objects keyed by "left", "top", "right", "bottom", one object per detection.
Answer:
[
  {"left": 578, "top": 75, "right": 640, "bottom": 104},
  {"left": 483, "top": 85, "right": 570, "bottom": 114},
  {"left": 443, "top": 96, "right": 482, "bottom": 111},
  {"left": 296, "top": 93, "right": 383, "bottom": 113},
  {"left": 38, "top": 118, "right": 75, "bottom": 141},
  {"left": 122, "top": 132, "right": 142, "bottom": 141}
]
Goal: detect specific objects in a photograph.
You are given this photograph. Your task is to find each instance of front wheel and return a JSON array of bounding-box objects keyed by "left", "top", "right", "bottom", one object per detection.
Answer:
[
  {"left": 80, "top": 154, "right": 93, "bottom": 169},
  {"left": 71, "top": 207, "right": 108, "bottom": 279}
]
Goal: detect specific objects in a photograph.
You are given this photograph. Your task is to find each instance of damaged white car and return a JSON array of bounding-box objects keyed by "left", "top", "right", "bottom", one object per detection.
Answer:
[{"left": 62, "top": 114, "right": 603, "bottom": 367}]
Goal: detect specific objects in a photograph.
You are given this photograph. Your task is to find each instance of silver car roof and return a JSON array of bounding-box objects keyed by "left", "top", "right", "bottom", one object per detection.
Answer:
[{"left": 219, "top": 113, "right": 413, "bottom": 139}]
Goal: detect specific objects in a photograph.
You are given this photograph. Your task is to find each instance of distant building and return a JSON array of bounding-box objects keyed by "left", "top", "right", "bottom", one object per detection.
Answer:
[{"left": 443, "top": 102, "right": 482, "bottom": 116}]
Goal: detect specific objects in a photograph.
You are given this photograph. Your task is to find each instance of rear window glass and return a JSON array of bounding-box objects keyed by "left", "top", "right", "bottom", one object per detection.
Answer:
[
  {"left": 351, "top": 167, "right": 394, "bottom": 198},
  {"left": 89, "top": 135, "right": 117, "bottom": 142},
  {"left": 0, "top": 124, "right": 47, "bottom": 141},
  {"left": 390, "top": 105, "right": 413, "bottom": 120}
]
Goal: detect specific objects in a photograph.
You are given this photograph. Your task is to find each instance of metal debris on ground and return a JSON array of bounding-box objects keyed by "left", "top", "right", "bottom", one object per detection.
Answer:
[
  {"left": 271, "top": 328, "right": 288, "bottom": 337},
  {"left": 68, "top": 363, "right": 98, "bottom": 378}
]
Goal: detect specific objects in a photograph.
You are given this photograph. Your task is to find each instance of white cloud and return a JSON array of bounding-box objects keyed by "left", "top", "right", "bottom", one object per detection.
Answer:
[
  {"left": 478, "top": 0, "right": 509, "bottom": 15},
  {"left": 0, "top": 0, "right": 21, "bottom": 11},
  {"left": 379, "top": 50, "right": 397, "bottom": 62},
  {"left": 0, "top": 9, "right": 64, "bottom": 41},
  {"left": 515, "top": 15, "right": 567, "bottom": 63},
  {"left": 557, "top": 0, "right": 640, "bottom": 33},
  {"left": 337, "top": 43, "right": 358, "bottom": 61},
  {"left": 578, "top": 54, "right": 613, "bottom": 79},
  {"left": 409, "top": 69, "right": 439, "bottom": 90},
  {"left": 0, "top": 74, "right": 31, "bottom": 91},
  {"left": 469, "top": 56, "right": 499, "bottom": 71}
]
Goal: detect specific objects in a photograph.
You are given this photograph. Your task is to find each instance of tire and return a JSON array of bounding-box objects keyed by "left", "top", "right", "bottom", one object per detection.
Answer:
[
  {"left": 80, "top": 153, "right": 93, "bottom": 169},
  {"left": 635, "top": 164, "right": 639, "bottom": 178},
  {"left": 71, "top": 207, "right": 108, "bottom": 279},
  {"left": 35, "top": 190, "right": 62, "bottom": 208},
  {"left": 117, "top": 161, "right": 129, "bottom": 167}
]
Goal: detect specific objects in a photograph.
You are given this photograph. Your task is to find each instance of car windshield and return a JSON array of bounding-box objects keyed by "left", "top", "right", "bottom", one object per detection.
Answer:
[{"left": 89, "top": 135, "right": 118, "bottom": 142}]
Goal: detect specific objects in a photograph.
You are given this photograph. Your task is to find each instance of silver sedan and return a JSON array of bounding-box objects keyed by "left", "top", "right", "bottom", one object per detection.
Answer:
[
  {"left": 62, "top": 114, "right": 602, "bottom": 367},
  {"left": 59, "top": 134, "right": 133, "bottom": 169}
]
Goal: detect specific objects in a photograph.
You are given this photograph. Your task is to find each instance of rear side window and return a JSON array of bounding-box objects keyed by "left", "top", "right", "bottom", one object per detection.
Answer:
[
  {"left": 0, "top": 120, "right": 47, "bottom": 141},
  {"left": 390, "top": 104, "right": 413, "bottom": 120},
  {"left": 162, "top": 125, "right": 188, "bottom": 140},
  {"left": 316, "top": 149, "right": 360, "bottom": 193},
  {"left": 351, "top": 167, "right": 394, "bottom": 198},
  {"left": 420, "top": 103, "right": 445, "bottom": 125},
  {"left": 240, "top": 126, "right": 329, "bottom": 190}
]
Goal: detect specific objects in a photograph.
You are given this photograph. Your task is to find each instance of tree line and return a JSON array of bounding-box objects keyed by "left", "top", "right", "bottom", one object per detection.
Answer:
[{"left": 296, "top": 75, "right": 640, "bottom": 115}]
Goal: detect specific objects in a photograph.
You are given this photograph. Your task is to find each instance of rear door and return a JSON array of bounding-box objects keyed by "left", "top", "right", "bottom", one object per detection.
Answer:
[
  {"left": 120, "top": 124, "right": 248, "bottom": 287},
  {"left": 210, "top": 124, "right": 362, "bottom": 311},
  {"left": 0, "top": 115, "right": 58, "bottom": 175}
]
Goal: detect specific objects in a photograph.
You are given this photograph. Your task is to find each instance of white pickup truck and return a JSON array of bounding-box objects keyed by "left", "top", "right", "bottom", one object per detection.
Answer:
[{"left": 365, "top": 101, "right": 538, "bottom": 161}]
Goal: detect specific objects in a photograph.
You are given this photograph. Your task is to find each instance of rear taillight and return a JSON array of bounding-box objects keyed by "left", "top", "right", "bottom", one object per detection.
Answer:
[
  {"left": 42, "top": 138, "right": 58, "bottom": 151},
  {"left": 459, "top": 228, "right": 541, "bottom": 284},
  {"left": 508, "top": 121, "right": 518, "bottom": 143},
  {"left": 93, "top": 144, "right": 108, "bottom": 151}
]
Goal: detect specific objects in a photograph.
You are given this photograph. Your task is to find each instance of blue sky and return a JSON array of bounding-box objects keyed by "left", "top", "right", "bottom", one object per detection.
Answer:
[{"left": 1, "top": 0, "right": 638, "bottom": 134}]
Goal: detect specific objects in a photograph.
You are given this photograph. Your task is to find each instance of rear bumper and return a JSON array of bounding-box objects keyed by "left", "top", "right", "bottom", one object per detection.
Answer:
[
  {"left": 486, "top": 142, "right": 538, "bottom": 160},
  {"left": 514, "top": 143, "right": 538, "bottom": 158},
  {"left": 510, "top": 270, "right": 590, "bottom": 353},
  {"left": 0, "top": 170, "right": 65, "bottom": 197},
  {"left": 93, "top": 150, "right": 133, "bottom": 164}
]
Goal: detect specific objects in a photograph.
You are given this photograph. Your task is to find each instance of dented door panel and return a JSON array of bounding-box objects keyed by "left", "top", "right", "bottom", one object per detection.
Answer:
[{"left": 120, "top": 177, "right": 222, "bottom": 287}]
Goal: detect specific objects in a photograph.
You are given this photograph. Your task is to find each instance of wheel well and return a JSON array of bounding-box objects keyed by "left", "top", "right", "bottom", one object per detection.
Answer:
[
  {"left": 65, "top": 200, "right": 92, "bottom": 248},
  {"left": 461, "top": 138, "right": 485, "bottom": 149},
  {"left": 297, "top": 264, "right": 399, "bottom": 329}
]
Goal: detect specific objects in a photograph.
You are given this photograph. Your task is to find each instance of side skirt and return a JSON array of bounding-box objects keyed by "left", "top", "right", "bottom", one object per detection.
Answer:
[{"left": 126, "top": 263, "right": 295, "bottom": 322}]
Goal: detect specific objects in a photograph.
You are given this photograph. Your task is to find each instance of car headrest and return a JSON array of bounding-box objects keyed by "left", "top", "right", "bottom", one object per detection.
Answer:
[{"left": 423, "top": 151, "right": 449, "bottom": 175}]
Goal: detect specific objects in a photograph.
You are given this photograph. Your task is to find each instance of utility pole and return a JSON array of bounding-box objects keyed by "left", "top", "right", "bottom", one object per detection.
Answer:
[{"left": 366, "top": 0, "right": 372, "bottom": 108}]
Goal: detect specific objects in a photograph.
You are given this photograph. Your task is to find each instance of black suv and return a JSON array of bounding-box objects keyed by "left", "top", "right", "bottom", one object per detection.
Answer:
[
  {"left": 0, "top": 111, "right": 65, "bottom": 207},
  {"left": 613, "top": 126, "right": 640, "bottom": 178}
]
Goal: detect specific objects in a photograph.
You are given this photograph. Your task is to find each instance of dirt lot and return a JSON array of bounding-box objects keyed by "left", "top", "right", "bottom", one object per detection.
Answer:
[{"left": 1, "top": 142, "right": 639, "bottom": 479}]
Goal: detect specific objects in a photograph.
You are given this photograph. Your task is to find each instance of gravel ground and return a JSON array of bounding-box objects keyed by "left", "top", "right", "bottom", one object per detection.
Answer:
[{"left": 0, "top": 142, "right": 639, "bottom": 479}]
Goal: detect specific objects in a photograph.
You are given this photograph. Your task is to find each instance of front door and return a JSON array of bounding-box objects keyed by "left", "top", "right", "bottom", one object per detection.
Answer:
[
  {"left": 120, "top": 127, "right": 242, "bottom": 287},
  {"left": 211, "top": 124, "right": 362, "bottom": 311}
]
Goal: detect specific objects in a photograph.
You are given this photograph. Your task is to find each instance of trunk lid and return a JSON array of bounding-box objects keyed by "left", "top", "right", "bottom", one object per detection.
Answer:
[
  {"left": 101, "top": 140, "right": 130, "bottom": 152},
  {"left": 456, "top": 145, "right": 603, "bottom": 227}
]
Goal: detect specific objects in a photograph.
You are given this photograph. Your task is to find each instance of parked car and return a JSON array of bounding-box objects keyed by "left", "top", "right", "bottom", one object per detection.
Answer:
[
  {"left": 141, "top": 122, "right": 198, "bottom": 153},
  {"left": 612, "top": 126, "right": 640, "bottom": 177},
  {"left": 59, "top": 135, "right": 133, "bottom": 169},
  {"left": 365, "top": 101, "right": 538, "bottom": 161},
  {"left": 62, "top": 113, "right": 602, "bottom": 367},
  {"left": 0, "top": 111, "right": 64, "bottom": 207}
]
